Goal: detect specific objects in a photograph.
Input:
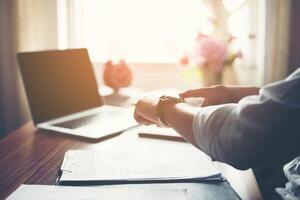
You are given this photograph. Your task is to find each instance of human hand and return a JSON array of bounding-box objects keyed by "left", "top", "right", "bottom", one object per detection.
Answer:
[
  {"left": 134, "top": 96, "right": 159, "bottom": 126},
  {"left": 180, "top": 85, "right": 259, "bottom": 107},
  {"left": 180, "top": 85, "right": 233, "bottom": 107}
]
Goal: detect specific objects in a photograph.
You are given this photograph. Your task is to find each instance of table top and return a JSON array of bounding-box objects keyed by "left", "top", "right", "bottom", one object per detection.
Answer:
[{"left": 0, "top": 121, "right": 262, "bottom": 199}]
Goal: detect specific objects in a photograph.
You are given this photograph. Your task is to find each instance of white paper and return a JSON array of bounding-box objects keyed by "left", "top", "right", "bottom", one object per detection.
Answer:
[
  {"left": 59, "top": 146, "right": 221, "bottom": 183},
  {"left": 7, "top": 184, "right": 187, "bottom": 200},
  {"left": 138, "top": 125, "right": 181, "bottom": 137}
]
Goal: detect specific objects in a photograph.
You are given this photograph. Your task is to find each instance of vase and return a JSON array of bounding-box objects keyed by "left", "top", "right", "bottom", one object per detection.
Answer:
[{"left": 200, "top": 66, "right": 223, "bottom": 86}]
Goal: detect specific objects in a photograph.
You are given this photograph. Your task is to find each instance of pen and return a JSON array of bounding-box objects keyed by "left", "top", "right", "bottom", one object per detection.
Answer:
[{"left": 138, "top": 132, "right": 187, "bottom": 142}]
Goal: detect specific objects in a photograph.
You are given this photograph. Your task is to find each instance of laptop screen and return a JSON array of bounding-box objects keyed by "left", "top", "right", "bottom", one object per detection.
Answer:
[{"left": 18, "top": 48, "right": 103, "bottom": 124}]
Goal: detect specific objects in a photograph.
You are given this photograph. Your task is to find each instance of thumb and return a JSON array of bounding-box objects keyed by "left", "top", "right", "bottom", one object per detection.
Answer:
[
  {"left": 201, "top": 98, "right": 212, "bottom": 107},
  {"left": 180, "top": 88, "right": 209, "bottom": 98},
  {"left": 201, "top": 98, "right": 221, "bottom": 107}
]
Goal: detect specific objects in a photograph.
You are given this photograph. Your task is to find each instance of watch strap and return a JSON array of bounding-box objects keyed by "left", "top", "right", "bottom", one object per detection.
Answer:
[{"left": 156, "top": 96, "right": 183, "bottom": 127}]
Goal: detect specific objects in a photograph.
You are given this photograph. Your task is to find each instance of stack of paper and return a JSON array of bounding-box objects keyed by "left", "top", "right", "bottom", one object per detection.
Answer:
[
  {"left": 58, "top": 149, "right": 222, "bottom": 185},
  {"left": 7, "top": 184, "right": 187, "bottom": 200}
]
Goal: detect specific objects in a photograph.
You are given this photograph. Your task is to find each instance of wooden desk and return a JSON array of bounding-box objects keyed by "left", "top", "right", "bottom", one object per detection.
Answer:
[{"left": 0, "top": 122, "right": 262, "bottom": 200}]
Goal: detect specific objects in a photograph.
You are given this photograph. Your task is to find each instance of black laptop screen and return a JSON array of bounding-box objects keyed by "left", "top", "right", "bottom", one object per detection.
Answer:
[{"left": 18, "top": 48, "right": 103, "bottom": 124}]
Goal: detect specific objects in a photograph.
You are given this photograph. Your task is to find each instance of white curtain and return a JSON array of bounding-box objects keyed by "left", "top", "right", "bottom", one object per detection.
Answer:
[
  {"left": 0, "top": 0, "right": 27, "bottom": 137},
  {"left": 262, "top": 0, "right": 291, "bottom": 84},
  {"left": 0, "top": 0, "right": 59, "bottom": 137},
  {"left": 18, "top": 0, "right": 60, "bottom": 51}
]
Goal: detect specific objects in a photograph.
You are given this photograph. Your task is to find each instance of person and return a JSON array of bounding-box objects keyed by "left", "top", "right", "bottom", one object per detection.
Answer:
[{"left": 134, "top": 67, "right": 300, "bottom": 198}]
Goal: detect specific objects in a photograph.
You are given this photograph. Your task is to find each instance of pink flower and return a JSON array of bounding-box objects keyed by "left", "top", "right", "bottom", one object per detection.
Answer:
[{"left": 193, "top": 33, "right": 227, "bottom": 73}]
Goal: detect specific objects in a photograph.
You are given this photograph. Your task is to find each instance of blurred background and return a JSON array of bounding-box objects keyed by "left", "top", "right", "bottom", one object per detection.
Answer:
[{"left": 0, "top": 0, "right": 299, "bottom": 138}]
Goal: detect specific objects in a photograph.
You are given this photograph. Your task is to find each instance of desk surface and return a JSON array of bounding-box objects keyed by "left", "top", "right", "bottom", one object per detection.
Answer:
[{"left": 0, "top": 122, "right": 262, "bottom": 199}]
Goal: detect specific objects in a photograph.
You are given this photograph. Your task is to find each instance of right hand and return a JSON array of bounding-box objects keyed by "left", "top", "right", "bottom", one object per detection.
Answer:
[
  {"left": 180, "top": 85, "right": 260, "bottom": 107},
  {"left": 180, "top": 85, "right": 233, "bottom": 107}
]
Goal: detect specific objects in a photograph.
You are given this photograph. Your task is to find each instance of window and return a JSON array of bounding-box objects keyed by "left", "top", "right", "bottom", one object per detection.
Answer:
[{"left": 58, "top": 0, "right": 261, "bottom": 66}]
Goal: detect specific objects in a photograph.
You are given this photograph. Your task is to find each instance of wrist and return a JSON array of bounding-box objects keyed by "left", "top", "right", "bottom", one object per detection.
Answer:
[
  {"left": 230, "top": 86, "right": 260, "bottom": 103},
  {"left": 137, "top": 97, "right": 159, "bottom": 123},
  {"left": 156, "top": 96, "right": 183, "bottom": 127}
]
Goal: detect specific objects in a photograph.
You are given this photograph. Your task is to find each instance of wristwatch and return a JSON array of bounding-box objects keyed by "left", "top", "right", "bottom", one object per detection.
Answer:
[{"left": 156, "top": 95, "right": 184, "bottom": 127}]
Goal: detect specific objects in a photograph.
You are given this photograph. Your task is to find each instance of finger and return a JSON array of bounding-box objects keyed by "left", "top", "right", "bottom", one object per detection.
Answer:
[
  {"left": 139, "top": 118, "right": 155, "bottom": 125},
  {"left": 201, "top": 99, "right": 211, "bottom": 107},
  {"left": 134, "top": 113, "right": 155, "bottom": 125},
  {"left": 201, "top": 98, "right": 219, "bottom": 107},
  {"left": 180, "top": 88, "right": 210, "bottom": 98},
  {"left": 143, "top": 121, "right": 154, "bottom": 126}
]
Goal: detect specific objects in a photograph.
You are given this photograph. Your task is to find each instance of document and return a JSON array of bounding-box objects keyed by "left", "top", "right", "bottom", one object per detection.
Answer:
[
  {"left": 138, "top": 125, "right": 186, "bottom": 142},
  {"left": 7, "top": 184, "right": 187, "bottom": 200},
  {"left": 138, "top": 125, "right": 182, "bottom": 137},
  {"left": 58, "top": 147, "right": 222, "bottom": 185}
]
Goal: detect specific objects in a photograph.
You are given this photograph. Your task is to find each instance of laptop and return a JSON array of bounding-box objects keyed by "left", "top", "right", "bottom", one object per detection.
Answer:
[{"left": 17, "top": 48, "right": 138, "bottom": 140}]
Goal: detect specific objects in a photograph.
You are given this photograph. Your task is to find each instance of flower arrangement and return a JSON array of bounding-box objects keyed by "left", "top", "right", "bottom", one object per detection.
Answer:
[{"left": 181, "top": 33, "right": 243, "bottom": 86}]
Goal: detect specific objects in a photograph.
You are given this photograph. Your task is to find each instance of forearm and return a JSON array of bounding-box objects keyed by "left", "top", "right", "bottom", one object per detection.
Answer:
[
  {"left": 162, "top": 102, "right": 252, "bottom": 169},
  {"left": 163, "top": 103, "right": 199, "bottom": 146}
]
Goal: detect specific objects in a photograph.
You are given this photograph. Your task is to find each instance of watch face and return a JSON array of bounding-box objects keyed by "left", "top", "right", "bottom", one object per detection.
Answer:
[{"left": 160, "top": 95, "right": 181, "bottom": 103}]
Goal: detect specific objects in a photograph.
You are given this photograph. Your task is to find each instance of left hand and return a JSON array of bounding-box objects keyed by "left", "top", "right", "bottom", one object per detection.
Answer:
[{"left": 134, "top": 96, "right": 160, "bottom": 126}]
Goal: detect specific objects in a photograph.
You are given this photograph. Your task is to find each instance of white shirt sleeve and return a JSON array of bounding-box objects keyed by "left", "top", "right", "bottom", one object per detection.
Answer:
[{"left": 192, "top": 68, "right": 300, "bottom": 170}]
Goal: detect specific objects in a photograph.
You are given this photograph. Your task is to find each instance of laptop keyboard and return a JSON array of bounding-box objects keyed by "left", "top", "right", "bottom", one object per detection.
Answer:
[
  {"left": 55, "top": 114, "right": 97, "bottom": 129},
  {"left": 55, "top": 111, "right": 123, "bottom": 129}
]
